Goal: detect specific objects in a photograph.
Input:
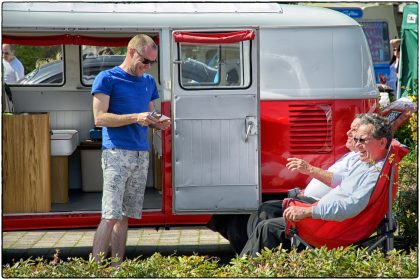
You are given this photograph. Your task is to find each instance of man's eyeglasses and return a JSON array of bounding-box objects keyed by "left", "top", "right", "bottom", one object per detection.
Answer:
[
  {"left": 133, "top": 49, "right": 156, "bottom": 65},
  {"left": 3, "top": 52, "right": 10, "bottom": 55},
  {"left": 353, "top": 137, "right": 371, "bottom": 145}
]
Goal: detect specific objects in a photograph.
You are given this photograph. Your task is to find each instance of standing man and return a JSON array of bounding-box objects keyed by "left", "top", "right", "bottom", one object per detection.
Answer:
[
  {"left": 2, "top": 44, "right": 24, "bottom": 84},
  {"left": 91, "top": 34, "right": 170, "bottom": 265}
]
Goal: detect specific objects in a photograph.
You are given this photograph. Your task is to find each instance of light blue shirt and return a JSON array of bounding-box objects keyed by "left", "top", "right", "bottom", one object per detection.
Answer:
[
  {"left": 304, "top": 151, "right": 360, "bottom": 200},
  {"left": 311, "top": 159, "right": 385, "bottom": 221},
  {"left": 3, "top": 57, "right": 24, "bottom": 84}
]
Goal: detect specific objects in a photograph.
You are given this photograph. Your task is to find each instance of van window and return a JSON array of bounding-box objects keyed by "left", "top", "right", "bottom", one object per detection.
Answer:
[
  {"left": 178, "top": 41, "right": 251, "bottom": 89},
  {"left": 8, "top": 45, "right": 64, "bottom": 85},
  {"left": 80, "top": 46, "right": 126, "bottom": 85},
  {"left": 360, "top": 21, "right": 391, "bottom": 64}
]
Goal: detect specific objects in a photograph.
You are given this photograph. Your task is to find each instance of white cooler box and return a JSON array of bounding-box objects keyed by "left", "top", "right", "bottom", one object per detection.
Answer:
[{"left": 79, "top": 141, "right": 103, "bottom": 192}]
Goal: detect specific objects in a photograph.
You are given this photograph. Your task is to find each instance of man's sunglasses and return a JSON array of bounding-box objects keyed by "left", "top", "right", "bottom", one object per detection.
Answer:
[
  {"left": 353, "top": 137, "right": 371, "bottom": 145},
  {"left": 133, "top": 49, "right": 156, "bottom": 65}
]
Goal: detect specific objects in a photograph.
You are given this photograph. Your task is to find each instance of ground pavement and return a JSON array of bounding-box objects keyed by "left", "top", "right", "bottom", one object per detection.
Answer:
[{"left": 2, "top": 226, "right": 234, "bottom": 265}]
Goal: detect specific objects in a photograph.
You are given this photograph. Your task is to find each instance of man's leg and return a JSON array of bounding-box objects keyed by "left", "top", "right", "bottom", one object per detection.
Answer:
[
  {"left": 241, "top": 217, "right": 288, "bottom": 257},
  {"left": 111, "top": 216, "right": 128, "bottom": 265},
  {"left": 109, "top": 150, "right": 148, "bottom": 264},
  {"left": 258, "top": 200, "right": 284, "bottom": 219},
  {"left": 247, "top": 200, "right": 284, "bottom": 237},
  {"left": 92, "top": 219, "right": 117, "bottom": 262},
  {"left": 94, "top": 149, "right": 128, "bottom": 263}
]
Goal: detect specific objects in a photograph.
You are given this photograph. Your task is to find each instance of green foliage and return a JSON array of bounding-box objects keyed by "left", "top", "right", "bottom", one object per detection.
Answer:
[
  {"left": 394, "top": 144, "right": 418, "bottom": 249},
  {"left": 394, "top": 109, "right": 418, "bottom": 147},
  {"left": 2, "top": 247, "right": 418, "bottom": 278},
  {"left": 224, "top": 246, "right": 418, "bottom": 278},
  {"left": 16, "top": 45, "right": 62, "bottom": 74},
  {"left": 392, "top": 103, "right": 418, "bottom": 250}
]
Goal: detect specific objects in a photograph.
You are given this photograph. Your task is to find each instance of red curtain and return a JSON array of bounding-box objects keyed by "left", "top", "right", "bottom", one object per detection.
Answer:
[
  {"left": 3, "top": 34, "right": 159, "bottom": 46},
  {"left": 3, "top": 34, "right": 74, "bottom": 46},
  {"left": 173, "top": 30, "right": 255, "bottom": 44}
]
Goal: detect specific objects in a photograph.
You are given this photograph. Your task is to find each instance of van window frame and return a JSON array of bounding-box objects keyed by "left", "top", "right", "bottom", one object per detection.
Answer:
[
  {"left": 4, "top": 44, "right": 65, "bottom": 87},
  {"left": 176, "top": 40, "right": 252, "bottom": 91},
  {"left": 79, "top": 43, "right": 161, "bottom": 87}
]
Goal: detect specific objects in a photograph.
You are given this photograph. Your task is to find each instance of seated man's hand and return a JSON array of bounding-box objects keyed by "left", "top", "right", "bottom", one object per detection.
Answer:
[
  {"left": 283, "top": 206, "right": 312, "bottom": 222},
  {"left": 286, "top": 158, "right": 313, "bottom": 175}
]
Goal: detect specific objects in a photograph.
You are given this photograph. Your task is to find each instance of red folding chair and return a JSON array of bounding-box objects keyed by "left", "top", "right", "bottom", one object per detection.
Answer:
[{"left": 283, "top": 139, "right": 410, "bottom": 252}]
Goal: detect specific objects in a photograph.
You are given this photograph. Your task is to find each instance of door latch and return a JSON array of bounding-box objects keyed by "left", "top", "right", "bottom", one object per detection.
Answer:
[{"left": 245, "top": 116, "right": 257, "bottom": 142}]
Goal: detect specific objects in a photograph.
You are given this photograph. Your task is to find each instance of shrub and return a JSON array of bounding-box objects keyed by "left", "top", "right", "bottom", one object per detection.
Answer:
[
  {"left": 2, "top": 247, "right": 418, "bottom": 278},
  {"left": 394, "top": 145, "right": 418, "bottom": 249},
  {"left": 393, "top": 108, "right": 418, "bottom": 250},
  {"left": 223, "top": 246, "right": 418, "bottom": 278}
]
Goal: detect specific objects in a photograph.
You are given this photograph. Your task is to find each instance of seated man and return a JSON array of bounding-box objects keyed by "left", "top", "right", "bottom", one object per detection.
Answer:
[
  {"left": 246, "top": 116, "right": 363, "bottom": 236},
  {"left": 241, "top": 113, "right": 392, "bottom": 257}
]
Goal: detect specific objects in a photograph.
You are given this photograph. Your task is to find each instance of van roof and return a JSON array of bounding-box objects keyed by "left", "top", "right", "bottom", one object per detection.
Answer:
[{"left": 3, "top": 2, "right": 359, "bottom": 33}]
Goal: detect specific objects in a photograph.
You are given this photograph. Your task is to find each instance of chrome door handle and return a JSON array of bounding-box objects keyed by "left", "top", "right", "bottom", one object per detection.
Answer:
[
  {"left": 245, "top": 121, "right": 254, "bottom": 143},
  {"left": 245, "top": 116, "right": 257, "bottom": 143}
]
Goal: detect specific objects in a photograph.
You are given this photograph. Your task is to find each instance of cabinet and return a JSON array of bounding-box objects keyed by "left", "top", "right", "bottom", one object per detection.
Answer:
[
  {"left": 2, "top": 113, "right": 51, "bottom": 213},
  {"left": 51, "top": 156, "right": 68, "bottom": 203}
]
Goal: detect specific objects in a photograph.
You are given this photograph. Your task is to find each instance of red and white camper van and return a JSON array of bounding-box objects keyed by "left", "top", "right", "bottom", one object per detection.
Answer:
[{"left": 2, "top": 2, "right": 380, "bottom": 249}]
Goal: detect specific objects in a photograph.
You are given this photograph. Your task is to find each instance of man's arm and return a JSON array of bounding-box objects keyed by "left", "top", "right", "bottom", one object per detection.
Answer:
[
  {"left": 283, "top": 206, "right": 312, "bottom": 222},
  {"left": 286, "top": 158, "right": 333, "bottom": 187},
  {"left": 285, "top": 164, "right": 380, "bottom": 222},
  {"left": 93, "top": 93, "right": 138, "bottom": 127},
  {"left": 311, "top": 167, "right": 380, "bottom": 221},
  {"left": 15, "top": 60, "right": 25, "bottom": 81},
  {"left": 93, "top": 93, "right": 158, "bottom": 127}
]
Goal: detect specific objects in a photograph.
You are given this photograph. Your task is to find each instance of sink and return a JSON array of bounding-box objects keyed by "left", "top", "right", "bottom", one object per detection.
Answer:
[{"left": 51, "top": 130, "right": 79, "bottom": 156}]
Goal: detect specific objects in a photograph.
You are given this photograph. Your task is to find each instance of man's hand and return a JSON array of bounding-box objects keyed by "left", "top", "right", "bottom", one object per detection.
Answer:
[
  {"left": 286, "top": 158, "right": 313, "bottom": 175},
  {"left": 154, "top": 119, "right": 171, "bottom": 130},
  {"left": 136, "top": 112, "right": 159, "bottom": 127},
  {"left": 283, "top": 206, "right": 312, "bottom": 222},
  {"left": 286, "top": 157, "right": 333, "bottom": 187}
]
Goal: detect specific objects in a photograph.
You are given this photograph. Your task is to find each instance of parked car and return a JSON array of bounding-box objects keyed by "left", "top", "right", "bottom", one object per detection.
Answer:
[
  {"left": 19, "top": 60, "right": 64, "bottom": 85},
  {"left": 19, "top": 55, "right": 125, "bottom": 85}
]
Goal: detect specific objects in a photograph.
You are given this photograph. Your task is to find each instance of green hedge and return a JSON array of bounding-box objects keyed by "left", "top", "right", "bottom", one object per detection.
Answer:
[
  {"left": 2, "top": 247, "right": 418, "bottom": 278},
  {"left": 393, "top": 110, "right": 418, "bottom": 250},
  {"left": 394, "top": 145, "right": 418, "bottom": 249}
]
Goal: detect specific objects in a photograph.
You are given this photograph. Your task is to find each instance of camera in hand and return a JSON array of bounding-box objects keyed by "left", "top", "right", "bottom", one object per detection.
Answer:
[{"left": 288, "top": 187, "right": 302, "bottom": 199}]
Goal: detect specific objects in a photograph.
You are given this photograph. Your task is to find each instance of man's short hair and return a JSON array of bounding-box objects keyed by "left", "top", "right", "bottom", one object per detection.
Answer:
[
  {"left": 3, "top": 44, "right": 15, "bottom": 53},
  {"left": 359, "top": 113, "right": 393, "bottom": 148},
  {"left": 128, "top": 34, "right": 157, "bottom": 54}
]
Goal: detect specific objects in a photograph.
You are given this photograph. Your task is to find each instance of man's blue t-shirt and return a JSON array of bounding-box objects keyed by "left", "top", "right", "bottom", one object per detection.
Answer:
[{"left": 91, "top": 66, "right": 159, "bottom": 151}]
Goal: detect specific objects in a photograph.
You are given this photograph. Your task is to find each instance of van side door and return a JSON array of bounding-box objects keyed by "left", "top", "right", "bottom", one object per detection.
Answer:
[{"left": 171, "top": 30, "right": 260, "bottom": 213}]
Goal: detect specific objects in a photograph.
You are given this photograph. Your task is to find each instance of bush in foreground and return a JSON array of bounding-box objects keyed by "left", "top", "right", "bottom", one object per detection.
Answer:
[
  {"left": 3, "top": 246, "right": 417, "bottom": 278},
  {"left": 393, "top": 111, "right": 418, "bottom": 250}
]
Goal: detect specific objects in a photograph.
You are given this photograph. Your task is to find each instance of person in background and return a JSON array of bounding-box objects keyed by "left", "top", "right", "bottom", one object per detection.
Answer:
[
  {"left": 246, "top": 116, "right": 363, "bottom": 237},
  {"left": 2, "top": 44, "right": 24, "bottom": 84},
  {"left": 241, "top": 113, "right": 392, "bottom": 257},
  {"left": 387, "top": 39, "right": 401, "bottom": 96},
  {"left": 98, "top": 47, "right": 114, "bottom": 55},
  {"left": 91, "top": 34, "right": 170, "bottom": 266}
]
